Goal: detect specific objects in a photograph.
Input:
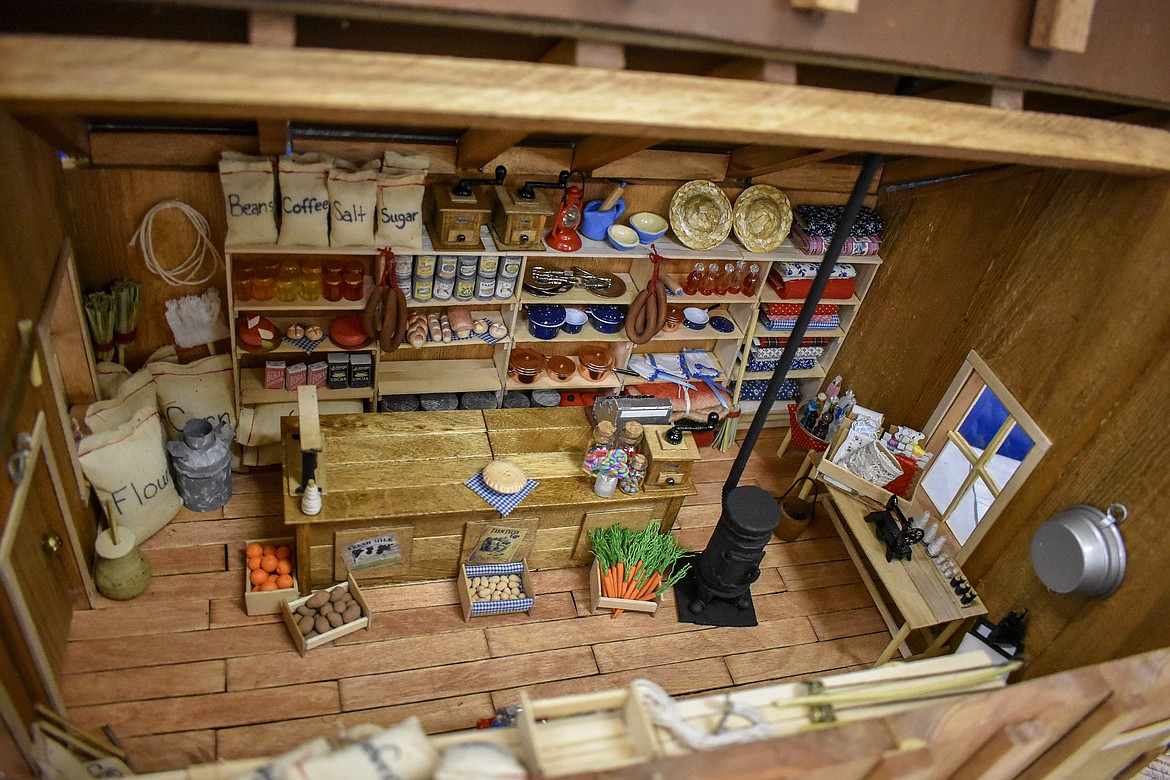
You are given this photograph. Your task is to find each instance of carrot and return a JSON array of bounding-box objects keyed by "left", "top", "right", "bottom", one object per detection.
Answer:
[
  {"left": 615, "top": 562, "right": 624, "bottom": 595},
  {"left": 606, "top": 565, "right": 619, "bottom": 597},
  {"left": 632, "top": 572, "right": 662, "bottom": 601},
  {"left": 620, "top": 560, "right": 645, "bottom": 599}
]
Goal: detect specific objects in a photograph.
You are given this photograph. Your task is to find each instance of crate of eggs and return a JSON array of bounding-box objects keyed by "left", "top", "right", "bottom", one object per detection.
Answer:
[
  {"left": 243, "top": 538, "right": 299, "bottom": 616},
  {"left": 458, "top": 560, "right": 535, "bottom": 621},
  {"left": 279, "top": 574, "right": 371, "bottom": 656}
]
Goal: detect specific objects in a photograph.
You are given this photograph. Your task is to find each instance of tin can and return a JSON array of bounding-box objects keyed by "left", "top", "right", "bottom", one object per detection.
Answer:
[
  {"left": 455, "top": 272, "right": 476, "bottom": 301},
  {"left": 478, "top": 255, "right": 499, "bottom": 274},
  {"left": 457, "top": 255, "right": 478, "bottom": 275},
  {"left": 413, "top": 276, "right": 433, "bottom": 302},
  {"left": 494, "top": 275, "right": 517, "bottom": 300},
  {"left": 499, "top": 255, "right": 522, "bottom": 279},
  {"left": 394, "top": 254, "right": 414, "bottom": 276},
  {"left": 437, "top": 255, "right": 458, "bottom": 277},
  {"left": 476, "top": 273, "right": 497, "bottom": 300},
  {"left": 415, "top": 255, "right": 437, "bottom": 277},
  {"left": 433, "top": 275, "right": 455, "bottom": 300}
]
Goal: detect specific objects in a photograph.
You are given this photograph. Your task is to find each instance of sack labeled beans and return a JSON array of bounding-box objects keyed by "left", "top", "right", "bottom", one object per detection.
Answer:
[{"left": 218, "top": 152, "right": 277, "bottom": 245}]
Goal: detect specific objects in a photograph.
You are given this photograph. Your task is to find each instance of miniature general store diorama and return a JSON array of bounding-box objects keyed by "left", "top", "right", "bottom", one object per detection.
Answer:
[{"left": 3, "top": 3, "right": 1170, "bottom": 778}]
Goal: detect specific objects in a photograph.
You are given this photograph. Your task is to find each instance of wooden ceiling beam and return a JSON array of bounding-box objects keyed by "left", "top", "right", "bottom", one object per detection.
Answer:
[
  {"left": 1030, "top": 0, "right": 1098, "bottom": 53},
  {"left": 3, "top": 36, "right": 1168, "bottom": 175},
  {"left": 456, "top": 128, "right": 528, "bottom": 170},
  {"left": 248, "top": 11, "right": 294, "bottom": 156},
  {"left": 728, "top": 147, "right": 844, "bottom": 179},
  {"left": 12, "top": 114, "right": 89, "bottom": 158}
]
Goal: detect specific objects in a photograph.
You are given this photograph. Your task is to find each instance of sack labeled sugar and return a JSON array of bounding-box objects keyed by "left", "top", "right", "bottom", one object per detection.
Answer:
[
  {"left": 85, "top": 366, "right": 158, "bottom": 435},
  {"left": 151, "top": 354, "right": 235, "bottom": 440},
  {"left": 78, "top": 407, "right": 182, "bottom": 542},
  {"left": 278, "top": 153, "right": 332, "bottom": 246},
  {"left": 218, "top": 152, "right": 277, "bottom": 245},
  {"left": 375, "top": 150, "right": 430, "bottom": 250},
  {"left": 329, "top": 159, "right": 380, "bottom": 247}
]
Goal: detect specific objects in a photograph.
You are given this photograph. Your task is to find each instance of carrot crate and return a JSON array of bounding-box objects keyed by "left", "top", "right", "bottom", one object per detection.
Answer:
[{"left": 589, "top": 559, "right": 661, "bottom": 617}]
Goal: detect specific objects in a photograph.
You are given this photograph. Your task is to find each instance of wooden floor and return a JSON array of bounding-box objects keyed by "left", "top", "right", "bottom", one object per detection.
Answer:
[{"left": 60, "top": 427, "right": 889, "bottom": 774}]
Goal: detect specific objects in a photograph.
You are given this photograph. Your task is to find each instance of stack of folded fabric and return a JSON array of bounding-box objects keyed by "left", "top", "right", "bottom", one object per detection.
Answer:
[
  {"left": 758, "top": 302, "right": 840, "bottom": 332},
  {"left": 768, "top": 261, "right": 857, "bottom": 300},
  {"left": 746, "top": 341, "right": 825, "bottom": 372},
  {"left": 735, "top": 378, "right": 800, "bottom": 403},
  {"left": 791, "top": 205, "right": 883, "bottom": 256}
]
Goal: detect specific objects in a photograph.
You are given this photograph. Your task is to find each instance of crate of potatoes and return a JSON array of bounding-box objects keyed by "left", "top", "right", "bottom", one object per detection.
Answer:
[
  {"left": 458, "top": 560, "right": 534, "bottom": 621},
  {"left": 280, "top": 574, "right": 371, "bottom": 656}
]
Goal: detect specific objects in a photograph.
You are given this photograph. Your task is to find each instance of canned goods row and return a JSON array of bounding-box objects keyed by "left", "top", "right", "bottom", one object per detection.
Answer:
[{"left": 395, "top": 254, "right": 522, "bottom": 303}]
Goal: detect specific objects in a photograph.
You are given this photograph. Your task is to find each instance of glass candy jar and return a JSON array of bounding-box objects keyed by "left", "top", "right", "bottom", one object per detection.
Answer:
[
  {"left": 582, "top": 420, "right": 617, "bottom": 475},
  {"left": 619, "top": 454, "right": 647, "bottom": 494}
]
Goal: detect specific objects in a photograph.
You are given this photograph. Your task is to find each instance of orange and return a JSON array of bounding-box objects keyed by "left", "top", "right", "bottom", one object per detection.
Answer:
[
  {"left": 247, "top": 556, "right": 262, "bottom": 571},
  {"left": 276, "top": 559, "right": 292, "bottom": 576},
  {"left": 250, "top": 569, "right": 268, "bottom": 587},
  {"left": 275, "top": 574, "right": 294, "bottom": 589},
  {"left": 257, "top": 581, "right": 279, "bottom": 591},
  {"left": 262, "top": 544, "right": 277, "bottom": 557},
  {"left": 260, "top": 554, "right": 278, "bottom": 573},
  {"left": 245, "top": 543, "right": 263, "bottom": 558},
  {"left": 275, "top": 545, "right": 292, "bottom": 560}
]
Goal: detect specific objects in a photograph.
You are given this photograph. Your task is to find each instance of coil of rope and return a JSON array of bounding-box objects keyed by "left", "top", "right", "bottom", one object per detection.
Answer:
[{"left": 129, "top": 199, "right": 223, "bottom": 286}]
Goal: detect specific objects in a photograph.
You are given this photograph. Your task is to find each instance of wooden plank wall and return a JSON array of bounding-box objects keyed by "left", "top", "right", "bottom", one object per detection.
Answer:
[{"left": 831, "top": 166, "right": 1170, "bottom": 678}]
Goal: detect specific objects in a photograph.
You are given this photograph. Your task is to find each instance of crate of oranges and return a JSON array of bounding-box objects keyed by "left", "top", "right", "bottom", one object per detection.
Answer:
[{"left": 243, "top": 538, "right": 299, "bottom": 616}]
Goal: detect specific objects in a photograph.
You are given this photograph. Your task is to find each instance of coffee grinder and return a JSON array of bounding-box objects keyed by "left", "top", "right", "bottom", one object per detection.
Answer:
[
  {"left": 425, "top": 165, "right": 506, "bottom": 251},
  {"left": 490, "top": 170, "right": 569, "bottom": 251}
]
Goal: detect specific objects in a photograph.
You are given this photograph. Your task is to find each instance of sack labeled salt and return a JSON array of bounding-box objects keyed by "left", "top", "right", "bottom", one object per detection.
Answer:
[
  {"left": 329, "top": 159, "right": 380, "bottom": 247},
  {"left": 375, "top": 150, "right": 430, "bottom": 249},
  {"left": 218, "top": 152, "right": 277, "bottom": 245},
  {"left": 78, "top": 407, "right": 182, "bottom": 542},
  {"left": 151, "top": 354, "right": 235, "bottom": 440},
  {"left": 278, "top": 153, "right": 333, "bottom": 247}
]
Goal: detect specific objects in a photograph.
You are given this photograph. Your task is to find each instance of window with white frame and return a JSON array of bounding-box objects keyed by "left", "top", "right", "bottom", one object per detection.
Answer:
[{"left": 916, "top": 351, "right": 1050, "bottom": 562}]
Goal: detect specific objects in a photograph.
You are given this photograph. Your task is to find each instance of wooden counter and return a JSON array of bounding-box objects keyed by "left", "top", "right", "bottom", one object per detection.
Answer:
[
  {"left": 281, "top": 407, "right": 695, "bottom": 592},
  {"left": 823, "top": 484, "right": 987, "bottom": 665}
]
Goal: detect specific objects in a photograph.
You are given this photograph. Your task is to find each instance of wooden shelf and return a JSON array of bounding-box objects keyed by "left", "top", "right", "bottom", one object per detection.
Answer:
[
  {"left": 663, "top": 291, "right": 758, "bottom": 306},
  {"left": 505, "top": 357, "right": 621, "bottom": 391},
  {"left": 226, "top": 244, "right": 376, "bottom": 256},
  {"left": 234, "top": 278, "right": 375, "bottom": 312},
  {"left": 753, "top": 322, "right": 846, "bottom": 339},
  {"left": 236, "top": 341, "right": 374, "bottom": 357},
  {"left": 377, "top": 357, "right": 502, "bottom": 395},
  {"left": 654, "top": 311, "right": 745, "bottom": 341},
  {"left": 240, "top": 369, "right": 373, "bottom": 405},
  {"left": 399, "top": 311, "right": 502, "bottom": 349},
  {"left": 512, "top": 324, "right": 628, "bottom": 344},
  {"left": 747, "top": 238, "right": 884, "bottom": 264},
  {"left": 407, "top": 294, "right": 519, "bottom": 309},
  {"left": 740, "top": 365, "right": 826, "bottom": 381},
  {"left": 759, "top": 289, "right": 862, "bottom": 306}
]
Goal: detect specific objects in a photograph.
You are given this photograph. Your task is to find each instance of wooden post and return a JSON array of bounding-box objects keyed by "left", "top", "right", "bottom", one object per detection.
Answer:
[{"left": 1031, "top": 0, "right": 1098, "bottom": 53}]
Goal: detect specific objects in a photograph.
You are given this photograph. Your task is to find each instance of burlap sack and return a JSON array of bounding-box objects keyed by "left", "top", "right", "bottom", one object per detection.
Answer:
[
  {"left": 278, "top": 153, "right": 332, "bottom": 246},
  {"left": 85, "top": 367, "right": 157, "bottom": 434},
  {"left": 78, "top": 407, "right": 182, "bottom": 542},
  {"left": 375, "top": 150, "right": 430, "bottom": 249},
  {"left": 95, "top": 361, "right": 132, "bottom": 401},
  {"left": 150, "top": 354, "right": 235, "bottom": 440},
  {"left": 328, "top": 159, "right": 381, "bottom": 247},
  {"left": 218, "top": 152, "right": 278, "bottom": 245},
  {"left": 294, "top": 717, "right": 438, "bottom": 780}
]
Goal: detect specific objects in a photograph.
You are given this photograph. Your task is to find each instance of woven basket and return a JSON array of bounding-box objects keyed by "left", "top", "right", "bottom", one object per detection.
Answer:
[{"left": 787, "top": 402, "right": 830, "bottom": 452}]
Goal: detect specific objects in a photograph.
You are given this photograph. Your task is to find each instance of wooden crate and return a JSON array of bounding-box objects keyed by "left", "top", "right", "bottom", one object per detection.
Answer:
[
  {"left": 279, "top": 574, "right": 371, "bottom": 656},
  {"left": 815, "top": 417, "right": 920, "bottom": 507},
  {"left": 518, "top": 685, "right": 661, "bottom": 777},
  {"left": 243, "top": 537, "right": 299, "bottom": 616},
  {"left": 458, "top": 560, "right": 535, "bottom": 621},
  {"left": 588, "top": 558, "right": 661, "bottom": 616}
]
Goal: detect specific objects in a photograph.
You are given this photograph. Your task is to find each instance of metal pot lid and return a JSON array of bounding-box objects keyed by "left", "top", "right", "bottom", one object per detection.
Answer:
[
  {"left": 527, "top": 304, "right": 566, "bottom": 327},
  {"left": 508, "top": 348, "right": 547, "bottom": 373},
  {"left": 578, "top": 345, "right": 614, "bottom": 370},
  {"left": 588, "top": 304, "right": 625, "bottom": 323},
  {"left": 1031, "top": 503, "right": 1127, "bottom": 597}
]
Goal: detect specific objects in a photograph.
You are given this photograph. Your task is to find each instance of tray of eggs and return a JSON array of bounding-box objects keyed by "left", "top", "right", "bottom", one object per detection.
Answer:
[{"left": 458, "top": 561, "right": 535, "bottom": 621}]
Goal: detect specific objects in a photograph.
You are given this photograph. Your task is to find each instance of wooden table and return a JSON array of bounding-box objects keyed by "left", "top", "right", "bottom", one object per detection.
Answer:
[
  {"left": 822, "top": 485, "right": 987, "bottom": 665},
  {"left": 281, "top": 407, "right": 695, "bottom": 593}
]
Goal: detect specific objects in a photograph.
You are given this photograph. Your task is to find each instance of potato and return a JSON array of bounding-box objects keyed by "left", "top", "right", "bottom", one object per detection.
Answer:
[
  {"left": 329, "top": 587, "right": 347, "bottom": 602},
  {"left": 477, "top": 587, "right": 491, "bottom": 599},
  {"left": 314, "top": 615, "right": 331, "bottom": 634},
  {"left": 318, "top": 601, "right": 334, "bottom": 616},
  {"left": 342, "top": 604, "right": 362, "bottom": 623},
  {"left": 306, "top": 591, "right": 329, "bottom": 609},
  {"left": 327, "top": 611, "right": 344, "bottom": 627},
  {"left": 296, "top": 605, "right": 312, "bottom": 617},
  {"left": 297, "top": 615, "right": 315, "bottom": 634}
]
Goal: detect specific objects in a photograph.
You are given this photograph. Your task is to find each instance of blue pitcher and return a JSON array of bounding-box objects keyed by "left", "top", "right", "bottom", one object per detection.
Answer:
[{"left": 580, "top": 199, "right": 627, "bottom": 241}]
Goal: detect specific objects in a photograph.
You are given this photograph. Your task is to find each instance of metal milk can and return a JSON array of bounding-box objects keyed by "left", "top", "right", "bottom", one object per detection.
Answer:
[{"left": 167, "top": 418, "right": 234, "bottom": 512}]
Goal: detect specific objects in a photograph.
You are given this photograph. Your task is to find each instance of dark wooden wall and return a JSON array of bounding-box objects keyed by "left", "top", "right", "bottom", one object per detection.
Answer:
[{"left": 833, "top": 167, "right": 1170, "bottom": 678}]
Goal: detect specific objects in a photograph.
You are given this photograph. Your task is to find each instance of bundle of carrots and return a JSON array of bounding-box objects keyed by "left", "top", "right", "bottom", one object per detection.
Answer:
[{"left": 589, "top": 523, "right": 691, "bottom": 618}]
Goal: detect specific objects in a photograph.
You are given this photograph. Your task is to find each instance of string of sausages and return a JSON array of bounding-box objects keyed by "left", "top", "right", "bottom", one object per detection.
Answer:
[
  {"left": 625, "top": 247, "right": 668, "bottom": 344},
  {"left": 362, "top": 249, "right": 408, "bottom": 353}
]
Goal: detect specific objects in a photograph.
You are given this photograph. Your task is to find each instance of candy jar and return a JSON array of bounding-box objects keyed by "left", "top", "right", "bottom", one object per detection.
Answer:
[
  {"left": 582, "top": 420, "right": 617, "bottom": 475},
  {"left": 683, "top": 263, "right": 704, "bottom": 296},
  {"left": 618, "top": 421, "right": 644, "bottom": 458},
  {"left": 619, "top": 454, "right": 647, "bottom": 494}
]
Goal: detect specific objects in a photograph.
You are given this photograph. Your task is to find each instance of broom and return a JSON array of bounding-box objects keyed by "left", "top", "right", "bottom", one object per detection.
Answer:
[
  {"left": 712, "top": 405, "right": 741, "bottom": 452},
  {"left": 165, "top": 288, "right": 229, "bottom": 353},
  {"left": 111, "top": 278, "right": 141, "bottom": 365},
  {"left": 84, "top": 290, "right": 116, "bottom": 363}
]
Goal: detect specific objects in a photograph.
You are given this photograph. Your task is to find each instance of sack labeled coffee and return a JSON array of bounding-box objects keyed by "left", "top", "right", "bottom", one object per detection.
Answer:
[
  {"left": 278, "top": 153, "right": 333, "bottom": 247},
  {"left": 328, "top": 159, "right": 380, "bottom": 247},
  {"left": 218, "top": 152, "right": 277, "bottom": 245},
  {"left": 376, "top": 150, "right": 430, "bottom": 250}
]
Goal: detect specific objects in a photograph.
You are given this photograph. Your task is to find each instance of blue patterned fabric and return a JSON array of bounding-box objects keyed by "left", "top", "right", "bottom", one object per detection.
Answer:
[
  {"left": 464, "top": 471, "right": 538, "bottom": 517},
  {"left": 737, "top": 378, "right": 800, "bottom": 402},
  {"left": 464, "top": 562, "right": 534, "bottom": 615},
  {"left": 759, "top": 316, "right": 840, "bottom": 332},
  {"left": 747, "top": 357, "right": 817, "bottom": 373}
]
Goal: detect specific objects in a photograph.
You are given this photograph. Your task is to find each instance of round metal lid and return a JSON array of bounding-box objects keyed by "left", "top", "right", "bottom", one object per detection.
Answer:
[
  {"left": 509, "top": 347, "right": 547, "bottom": 373},
  {"left": 527, "top": 304, "right": 566, "bottom": 327},
  {"left": 1031, "top": 504, "right": 1127, "bottom": 597}
]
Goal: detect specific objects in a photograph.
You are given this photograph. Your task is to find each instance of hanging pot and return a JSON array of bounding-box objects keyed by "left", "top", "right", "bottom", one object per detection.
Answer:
[{"left": 1030, "top": 503, "right": 1127, "bottom": 597}]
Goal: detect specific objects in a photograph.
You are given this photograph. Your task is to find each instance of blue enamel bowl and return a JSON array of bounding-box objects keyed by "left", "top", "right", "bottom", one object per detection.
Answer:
[
  {"left": 526, "top": 304, "right": 567, "bottom": 340},
  {"left": 629, "top": 212, "right": 668, "bottom": 243},
  {"left": 587, "top": 304, "right": 626, "bottom": 334}
]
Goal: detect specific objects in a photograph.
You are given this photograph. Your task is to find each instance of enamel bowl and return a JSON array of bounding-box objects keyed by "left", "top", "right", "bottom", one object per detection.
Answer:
[
  {"left": 629, "top": 212, "right": 668, "bottom": 243},
  {"left": 683, "top": 307, "right": 710, "bottom": 330},
  {"left": 606, "top": 224, "right": 640, "bottom": 251}
]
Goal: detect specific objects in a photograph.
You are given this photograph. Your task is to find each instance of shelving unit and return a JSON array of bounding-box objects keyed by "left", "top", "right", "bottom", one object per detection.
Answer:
[{"left": 224, "top": 230, "right": 879, "bottom": 425}]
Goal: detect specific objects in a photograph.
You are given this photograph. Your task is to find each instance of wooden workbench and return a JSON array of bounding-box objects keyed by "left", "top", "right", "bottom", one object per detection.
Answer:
[
  {"left": 822, "top": 484, "right": 987, "bottom": 665},
  {"left": 281, "top": 407, "right": 695, "bottom": 593}
]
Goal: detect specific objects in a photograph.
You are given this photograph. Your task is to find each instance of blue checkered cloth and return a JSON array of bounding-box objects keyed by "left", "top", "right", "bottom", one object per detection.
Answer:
[
  {"left": 464, "top": 561, "right": 534, "bottom": 616},
  {"left": 474, "top": 318, "right": 505, "bottom": 345},
  {"left": 759, "top": 316, "right": 840, "bottom": 332},
  {"left": 283, "top": 331, "right": 330, "bottom": 353},
  {"left": 464, "top": 471, "right": 538, "bottom": 517},
  {"left": 736, "top": 378, "right": 800, "bottom": 402}
]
